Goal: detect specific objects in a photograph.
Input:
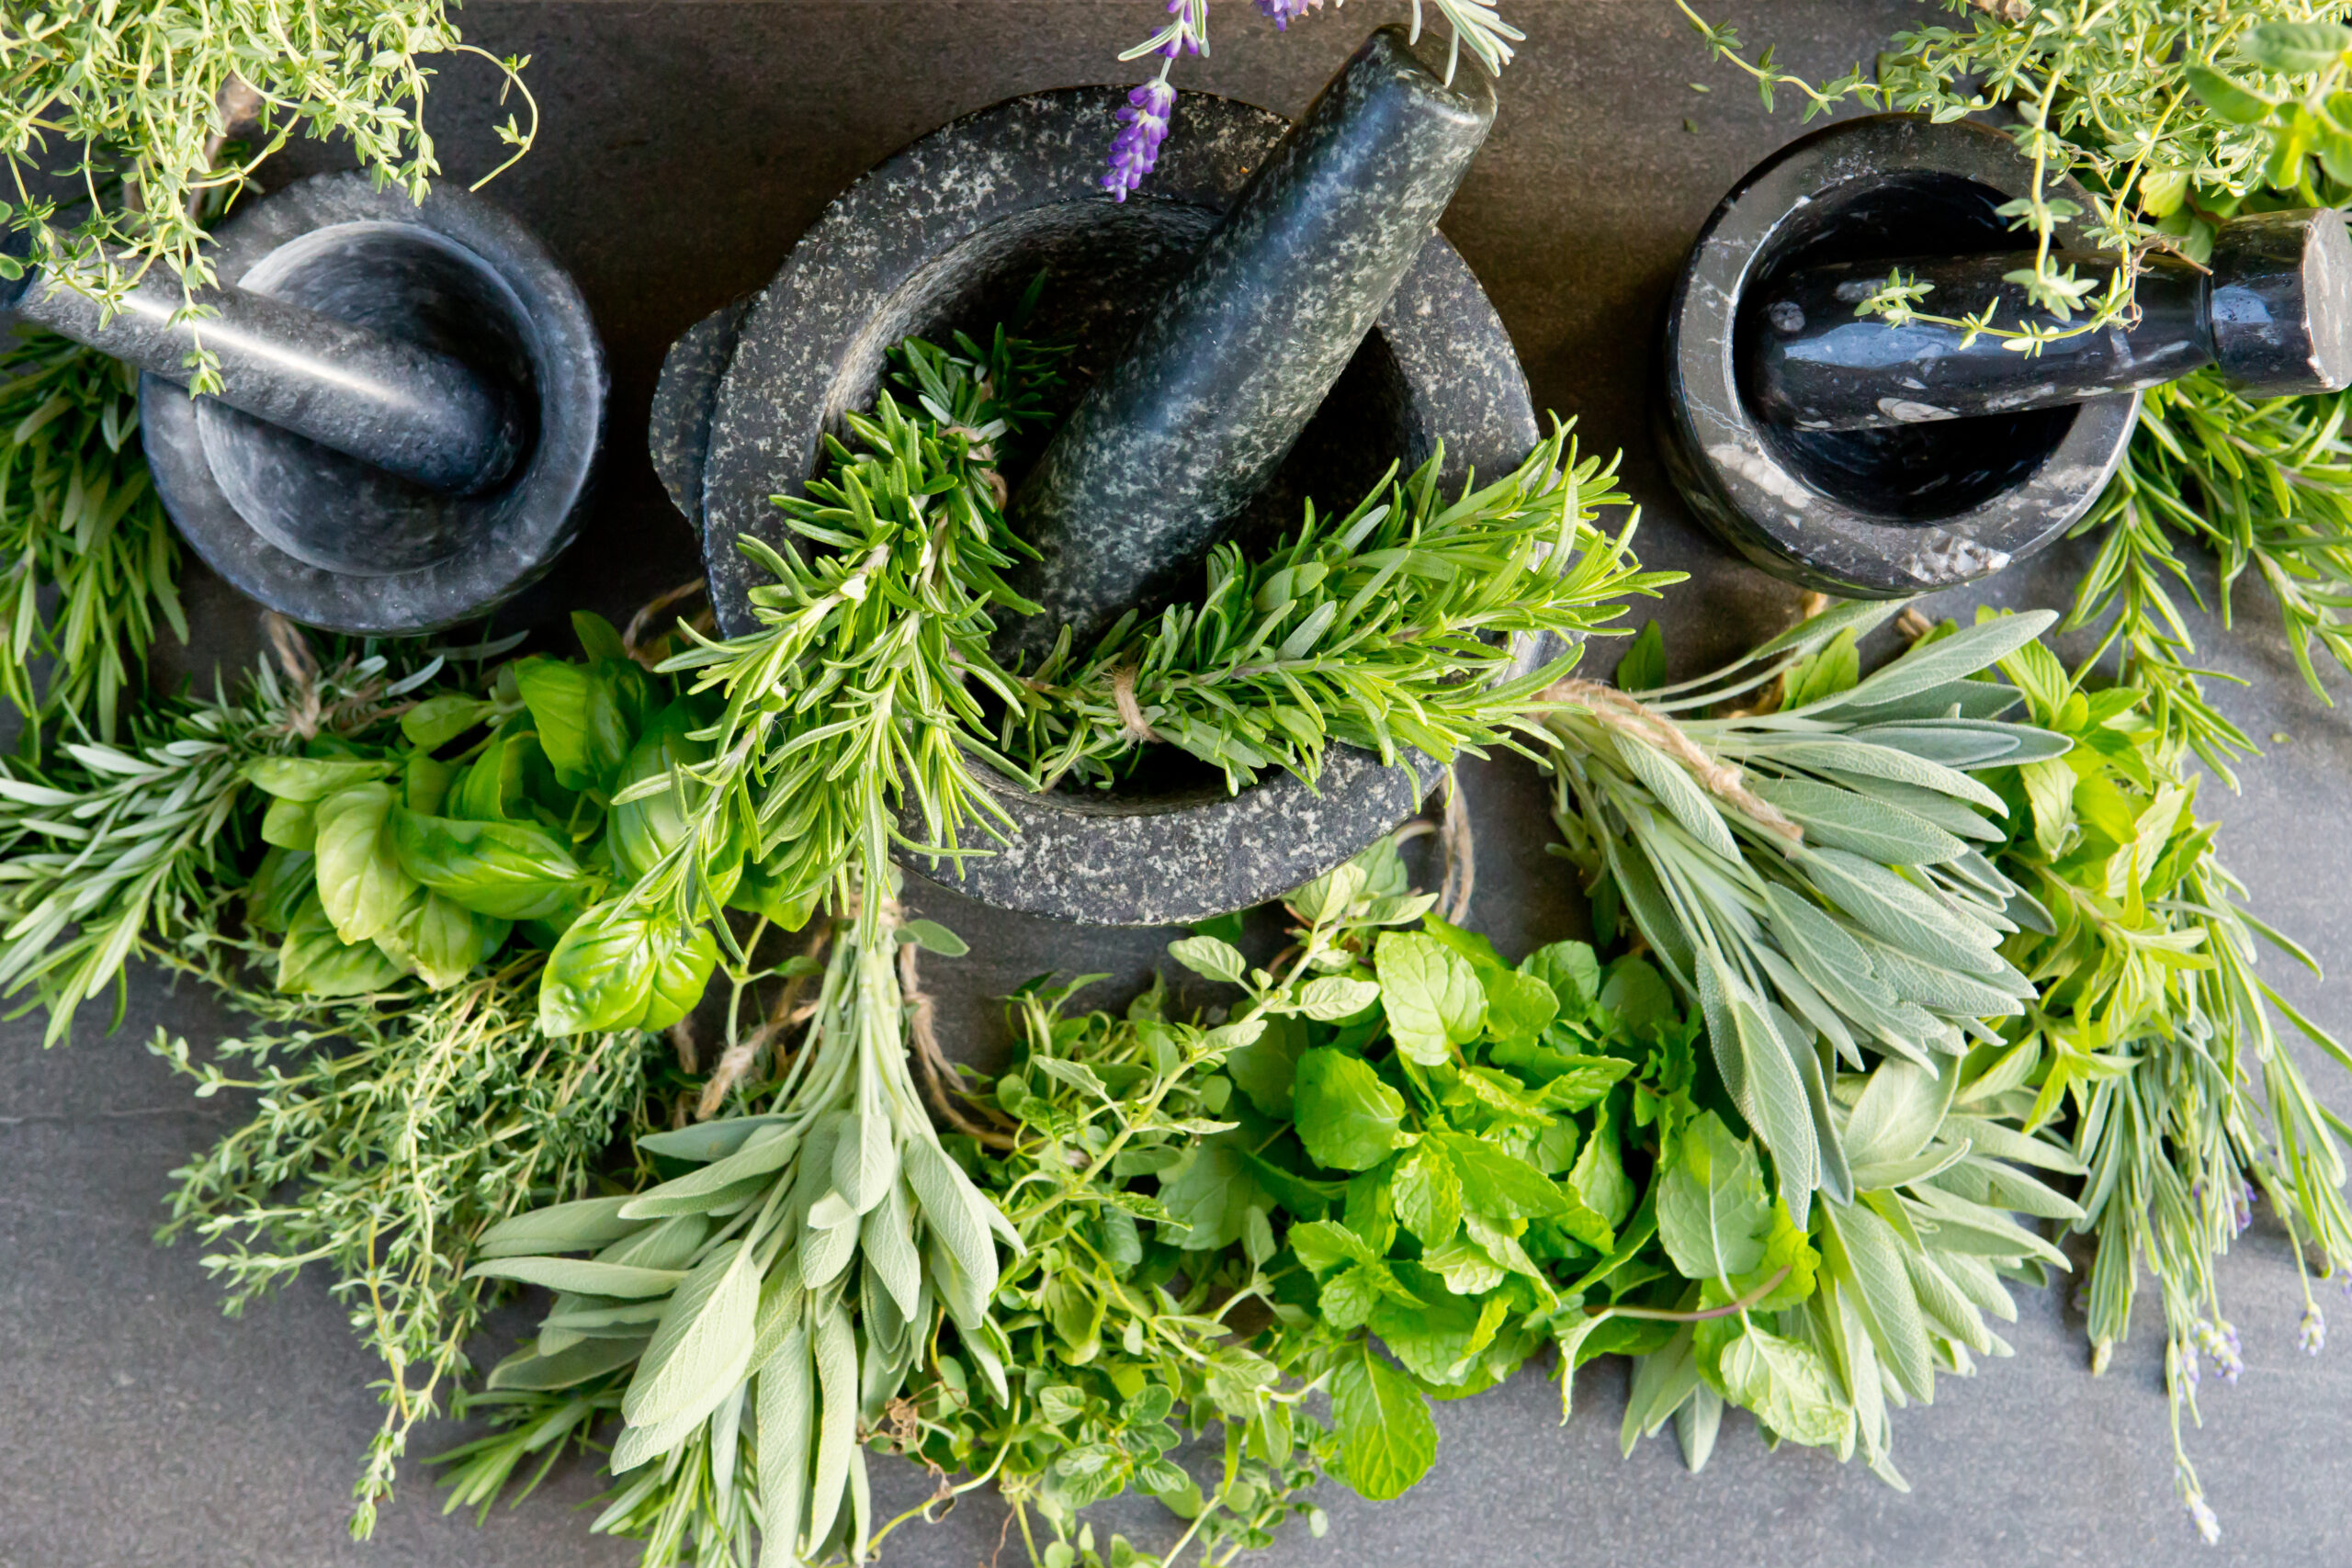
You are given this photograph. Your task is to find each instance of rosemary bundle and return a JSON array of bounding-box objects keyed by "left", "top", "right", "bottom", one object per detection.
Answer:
[{"left": 0, "top": 330, "right": 184, "bottom": 743}]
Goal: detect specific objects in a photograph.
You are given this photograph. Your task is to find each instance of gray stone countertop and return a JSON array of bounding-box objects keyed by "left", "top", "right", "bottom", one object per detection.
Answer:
[{"left": 5, "top": 5, "right": 2349, "bottom": 1567}]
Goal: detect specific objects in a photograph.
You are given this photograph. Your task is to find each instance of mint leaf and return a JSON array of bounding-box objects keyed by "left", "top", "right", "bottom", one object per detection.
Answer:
[
  {"left": 1375, "top": 931, "right": 1485, "bottom": 1064},
  {"left": 1569, "top": 1105, "right": 1635, "bottom": 1230},
  {"left": 1332, "top": 1343, "right": 1438, "bottom": 1501},
  {"left": 1169, "top": 934, "right": 1249, "bottom": 986},
  {"left": 1521, "top": 940, "right": 1600, "bottom": 1021},
  {"left": 1440, "top": 1132, "right": 1567, "bottom": 1220},
  {"left": 1482, "top": 969, "right": 1559, "bottom": 1043},
  {"left": 1657, "top": 1111, "right": 1771, "bottom": 1283},
  {"left": 1390, "top": 1140, "right": 1463, "bottom": 1246},
  {"left": 1718, "top": 1325, "right": 1853, "bottom": 1450},
  {"left": 1294, "top": 1050, "right": 1407, "bottom": 1171}
]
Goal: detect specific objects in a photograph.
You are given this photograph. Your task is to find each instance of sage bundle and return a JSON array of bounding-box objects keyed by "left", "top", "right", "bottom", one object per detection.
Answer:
[{"left": 1541, "top": 602, "right": 2067, "bottom": 1215}]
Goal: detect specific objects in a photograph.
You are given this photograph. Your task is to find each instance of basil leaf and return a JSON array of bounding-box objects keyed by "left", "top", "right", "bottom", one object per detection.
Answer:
[
  {"left": 260, "top": 795, "right": 315, "bottom": 851},
  {"left": 1292, "top": 1049, "right": 1407, "bottom": 1171},
  {"left": 1168, "top": 934, "right": 1249, "bottom": 986},
  {"left": 373, "top": 888, "right": 509, "bottom": 989},
  {"left": 394, "top": 807, "right": 591, "bottom": 922},
  {"left": 312, "top": 783, "right": 419, "bottom": 944},
  {"left": 612, "top": 700, "right": 741, "bottom": 905},
  {"left": 276, "top": 891, "right": 406, "bottom": 998},
  {"left": 1374, "top": 931, "right": 1484, "bottom": 1065},
  {"left": 514, "top": 657, "right": 652, "bottom": 794},
  {"left": 244, "top": 846, "right": 313, "bottom": 935},
  {"left": 403, "top": 751, "right": 457, "bottom": 817},
  {"left": 1331, "top": 1342, "right": 1438, "bottom": 1502},
  {"left": 400, "top": 694, "right": 495, "bottom": 752},
  {"left": 241, "top": 755, "right": 396, "bottom": 802},
  {"left": 539, "top": 902, "right": 720, "bottom": 1035}
]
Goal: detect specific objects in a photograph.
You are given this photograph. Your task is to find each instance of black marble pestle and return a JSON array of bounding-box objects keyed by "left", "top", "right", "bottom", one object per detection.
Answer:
[
  {"left": 0, "top": 236, "right": 524, "bottom": 495},
  {"left": 1747, "top": 209, "right": 2352, "bottom": 432},
  {"left": 998, "top": 25, "right": 1495, "bottom": 660}
]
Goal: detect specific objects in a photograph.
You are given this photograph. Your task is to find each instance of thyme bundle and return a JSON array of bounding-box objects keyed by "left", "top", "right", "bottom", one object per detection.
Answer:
[{"left": 0, "top": 2, "right": 535, "bottom": 301}]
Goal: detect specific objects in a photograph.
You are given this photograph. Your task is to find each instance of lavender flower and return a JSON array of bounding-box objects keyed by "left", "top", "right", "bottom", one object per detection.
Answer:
[
  {"left": 2301, "top": 1302, "right": 2326, "bottom": 1355},
  {"left": 2194, "top": 1319, "right": 2244, "bottom": 1383},
  {"left": 2182, "top": 1343, "right": 2200, "bottom": 1392},
  {"left": 2187, "top": 1492, "right": 2222, "bottom": 1545},
  {"left": 1258, "top": 0, "right": 1324, "bottom": 30},
  {"left": 1103, "top": 77, "right": 1178, "bottom": 202},
  {"left": 2232, "top": 1181, "right": 2256, "bottom": 1235}
]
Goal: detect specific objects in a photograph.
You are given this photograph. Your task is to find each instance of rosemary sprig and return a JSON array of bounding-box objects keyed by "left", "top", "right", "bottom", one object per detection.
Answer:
[{"left": 0, "top": 330, "right": 186, "bottom": 744}]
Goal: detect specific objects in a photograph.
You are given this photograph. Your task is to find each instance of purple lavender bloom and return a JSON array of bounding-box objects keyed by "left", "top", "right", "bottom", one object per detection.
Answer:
[
  {"left": 1259, "top": 0, "right": 1322, "bottom": 30},
  {"left": 2194, "top": 1319, "right": 2245, "bottom": 1383},
  {"left": 2182, "top": 1343, "right": 2201, "bottom": 1391},
  {"left": 2187, "top": 1493, "right": 2222, "bottom": 1545},
  {"left": 1160, "top": 0, "right": 1203, "bottom": 57},
  {"left": 2301, "top": 1302, "right": 2326, "bottom": 1355},
  {"left": 1103, "top": 77, "right": 1178, "bottom": 202}
]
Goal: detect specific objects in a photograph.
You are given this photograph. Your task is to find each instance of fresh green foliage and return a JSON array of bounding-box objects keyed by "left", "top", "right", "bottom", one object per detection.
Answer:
[
  {"left": 1974, "top": 617, "right": 2352, "bottom": 1539},
  {"left": 2065, "top": 371, "right": 2352, "bottom": 786},
  {"left": 0, "top": 637, "right": 414, "bottom": 1043},
  {"left": 1004, "top": 431, "right": 1673, "bottom": 794},
  {"left": 651, "top": 330, "right": 1667, "bottom": 931},
  {"left": 1687, "top": 2, "right": 2352, "bottom": 768},
  {"left": 1541, "top": 601, "right": 2068, "bottom": 1219},
  {"left": 153, "top": 938, "right": 659, "bottom": 1539},
  {"left": 0, "top": 620, "right": 739, "bottom": 1531},
  {"left": 1674, "top": 2, "right": 2350, "bottom": 330},
  {"left": 0, "top": 331, "right": 184, "bottom": 743},
  {"left": 469, "top": 890, "right": 1023, "bottom": 1568},
  {"left": 0, "top": 4, "right": 534, "bottom": 303}
]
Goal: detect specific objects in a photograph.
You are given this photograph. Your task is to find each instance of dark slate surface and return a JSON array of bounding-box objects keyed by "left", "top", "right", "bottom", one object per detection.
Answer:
[{"left": 5, "top": 5, "right": 2350, "bottom": 1567}]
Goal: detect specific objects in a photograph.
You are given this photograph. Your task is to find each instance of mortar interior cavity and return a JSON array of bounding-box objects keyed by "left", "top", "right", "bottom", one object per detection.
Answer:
[
  {"left": 823, "top": 197, "right": 1419, "bottom": 807},
  {"left": 1735, "top": 170, "right": 2075, "bottom": 525},
  {"left": 198, "top": 220, "right": 542, "bottom": 576}
]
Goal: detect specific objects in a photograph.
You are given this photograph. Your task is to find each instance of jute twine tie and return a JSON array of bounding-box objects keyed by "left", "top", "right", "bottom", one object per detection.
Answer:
[
  {"left": 1109, "top": 663, "right": 1159, "bottom": 745},
  {"left": 1542, "top": 677, "right": 1805, "bottom": 846}
]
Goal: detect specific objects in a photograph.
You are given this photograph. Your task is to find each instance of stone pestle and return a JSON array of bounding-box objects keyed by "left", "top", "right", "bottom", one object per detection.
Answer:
[
  {"left": 2, "top": 176, "right": 605, "bottom": 636},
  {"left": 1747, "top": 209, "right": 2352, "bottom": 432},
  {"left": 996, "top": 24, "right": 1496, "bottom": 661},
  {"left": 2, "top": 231, "right": 524, "bottom": 497}
]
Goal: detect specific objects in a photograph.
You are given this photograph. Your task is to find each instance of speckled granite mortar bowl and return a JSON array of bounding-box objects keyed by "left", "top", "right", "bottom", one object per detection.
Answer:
[
  {"left": 1657, "top": 114, "right": 2139, "bottom": 598},
  {"left": 141, "top": 175, "right": 607, "bottom": 635},
  {"left": 651, "top": 86, "right": 1539, "bottom": 926}
]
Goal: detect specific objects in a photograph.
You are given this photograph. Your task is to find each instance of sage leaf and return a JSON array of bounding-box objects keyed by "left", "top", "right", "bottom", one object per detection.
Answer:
[{"left": 621, "top": 1239, "right": 759, "bottom": 1429}]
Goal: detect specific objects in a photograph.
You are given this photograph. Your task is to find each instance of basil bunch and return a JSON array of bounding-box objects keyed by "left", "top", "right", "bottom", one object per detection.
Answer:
[{"left": 237, "top": 613, "right": 794, "bottom": 1030}]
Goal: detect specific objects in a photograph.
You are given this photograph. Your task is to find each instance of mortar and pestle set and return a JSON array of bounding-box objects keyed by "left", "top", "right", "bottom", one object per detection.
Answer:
[{"left": 8, "top": 37, "right": 2348, "bottom": 924}]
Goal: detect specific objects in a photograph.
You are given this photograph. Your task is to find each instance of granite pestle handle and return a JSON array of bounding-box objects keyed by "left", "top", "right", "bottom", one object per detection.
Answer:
[
  {"left": 0, "top": 231, "right": 524, "bottom": 496},
  {"left": 1745, "top": 209, "right": 2352, "bottom": 433},
  {"left": 997, "top": 25, "right": 1495, "bottom": 661}
]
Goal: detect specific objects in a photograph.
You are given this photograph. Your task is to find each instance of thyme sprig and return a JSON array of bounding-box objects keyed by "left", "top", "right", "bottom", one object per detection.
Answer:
[{"left": 0, "top": 4, "right": 536, "bottom": 302}]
